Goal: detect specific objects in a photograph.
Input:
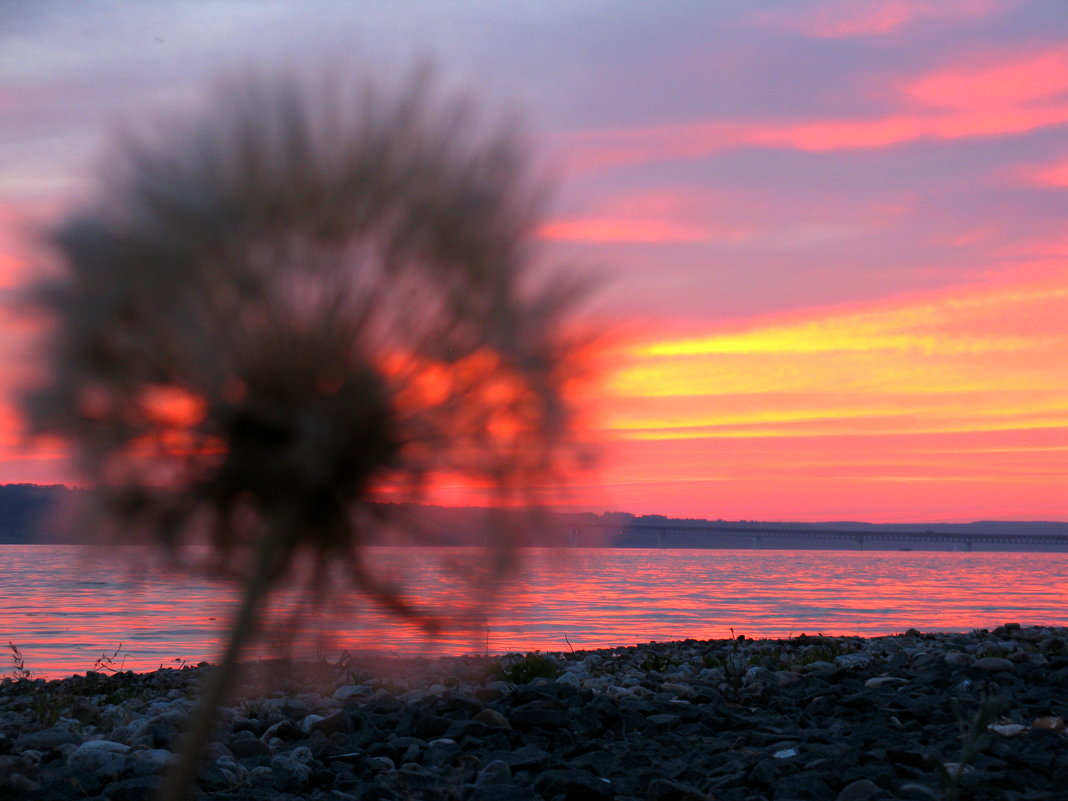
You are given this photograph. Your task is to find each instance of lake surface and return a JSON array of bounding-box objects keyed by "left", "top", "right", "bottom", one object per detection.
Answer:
[{"left": 3, "top": 545, "right": 1067, "bottom": 678}]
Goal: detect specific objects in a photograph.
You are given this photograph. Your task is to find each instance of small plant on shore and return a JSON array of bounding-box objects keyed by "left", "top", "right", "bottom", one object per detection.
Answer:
[
  {"left": 91, "top": 642, "right": 128, "bottom": 673},
  {"left": 639, "top": 651, "right": 681, "bottom": 673},
  {"left": 973, "top": 643, "right": 1013, "bottom": 659},
  {"left": 31, "top": 691, "right": 68, "bottom": 727},
  {"left": 724, "top": 651, "right": 749, "bottom": 681},
  {"left": 496, "top": 651, "right": 561, "bottom": 684},
  {"left": 794, "top": 640, "right": 857, "bottom": 666},
  {"left": 6, "top": 642, "right": 31, "bottom": 681}
]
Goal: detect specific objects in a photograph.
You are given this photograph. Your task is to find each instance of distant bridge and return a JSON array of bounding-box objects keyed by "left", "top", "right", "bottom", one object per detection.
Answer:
[{"left": 572, "top": 523, "right": 1068, "bottom": 552}]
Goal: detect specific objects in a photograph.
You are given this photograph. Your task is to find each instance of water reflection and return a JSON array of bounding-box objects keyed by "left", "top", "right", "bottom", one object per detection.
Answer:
[{"left": 3, "top": 545, "right": 1067, "bottom": 678}]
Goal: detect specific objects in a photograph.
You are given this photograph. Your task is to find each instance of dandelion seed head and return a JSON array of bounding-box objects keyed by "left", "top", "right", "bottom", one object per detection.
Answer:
[{"left": 23, "top": 63, "right": 592, "bottom": 615}]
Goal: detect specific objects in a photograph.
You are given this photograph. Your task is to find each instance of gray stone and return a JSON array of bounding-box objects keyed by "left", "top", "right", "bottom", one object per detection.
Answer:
[
  {"left": 500, "top": 743, "right": 552, "bottom": 771},
  {"left": 646, "top": 776, "right": 707, "bottom": 801},
  {"left": 103, "top": 775, "right": 159, "bottom": 801},
  {"left": 15, "top": 727, "right": 80, "bottom": 751},
  {"left": 864, "top": 676, "right": 908, "bottom": 689},
  {"left": 973, "top": 656, "right": 1015, "bottom": 672},
  {"left": 332, "top": 684, "right": 373, "bottom": 702},
  {"left": 509, "top": 707, "right": 571, "bottom": 729},
  {"left": 534, "top": 768, "right": 614, "bottom": 800},
  {"left": 196, "top": 763, "right": 236, "bottom": 792},
  {"left": 230, "top": 736, "right": 272, "bottom": 759},
  {"left": 424, "top": 738, "right": 461, "bottom": 766},
  {"left": 248, "top": 765, "right": 274, "bottom": 787},
  {"left": 699, "top": 667, "right": 726, "bottom": 682},
  {"left": 775, "top": 670, "right": 802, "bottom": 687},
  {"left": 270, "top": 752, "right": 312, "bottom": 790},
  {"left": 944, "top": 651, "right": 973, "bottom": 668},
  {"left": 646, "top": 713, "right": 682, "bottom": 731},
  {"left": 200, "top": 740, "right": 231, "bottom": 762},
  {"left": 743, "top": 666, "right": 777, "bottom": 689},
  {"left": 215, "top": 755, "right": 247, "bottom": 783},
  {"left": 472, "top": 783, "right": 538, "bottom": 801},
  {"left": 309, "top": 709, "right": 354, "bottom": 737},
  {"left": 125, "top": 748, "right": 173, "bottom": 776},
  {"left": 473, "top": 708, "right": 511, "bottom": 728},
  {"left": 300, "top": 713, "right": 325, "bottom": 732},
  {"left": 475, "top": 758, "right": 512, "bottom": 786},
  {"left": 393, "top": 763, "right": 451, "bottom": 796},
  {"left": 67, "top": 740, "right": 130, "bottom": 793},
  {"left": 261, "top": 720, "right": 303, "bottom": 742},
  {"left": 837, "top": 778, "right": 880, "bottom": 801},
  {"left": 556, "top": 671, "right": 582, "bottom": 687},
  {"left": 0, "top": 772, "right": 37, "bottom": 796},
  {"left": 801, "top": 660, "right": 836, "bottom": 673},
  {"left": 835, "top": 653, "right": 872, "bottom": 669}
]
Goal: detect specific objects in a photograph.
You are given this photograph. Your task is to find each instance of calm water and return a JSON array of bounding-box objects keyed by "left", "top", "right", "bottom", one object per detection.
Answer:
[{"left": 2, "top": 545, "right": 1067, "bottom": 678}]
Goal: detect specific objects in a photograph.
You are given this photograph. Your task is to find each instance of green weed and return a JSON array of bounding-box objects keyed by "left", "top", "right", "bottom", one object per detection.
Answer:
[
  {"left": 496, "top": 652, "right": 561, "bottom": 684},
  {"left": 639, "top": 651, "right": 682, "bottom": 673},
  {"left": 6, "top": 642, "right": 31, "bottom": 681}
]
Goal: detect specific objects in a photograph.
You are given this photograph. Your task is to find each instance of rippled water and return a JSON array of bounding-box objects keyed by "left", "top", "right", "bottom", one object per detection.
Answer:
[{"left": 3, "top": 545, "right": 1067, "bottom": 678}]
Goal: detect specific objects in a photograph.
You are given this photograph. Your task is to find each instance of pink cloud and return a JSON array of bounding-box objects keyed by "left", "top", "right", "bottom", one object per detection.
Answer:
[
  {"left": 1022, "top": 157, "right": 1068, "bottom": 188},
  {"left": 561, "top": 47, "right": 1068, "bottom": 171},
  {"left": 539, "top": 188, "right": 760, "bottom": 244},
  {"left": 755, "top": 0, "right": 1005, "bottom": 39},
  {"left": 907, "top": 49, "right": 1068, "bottom": 109},
  {"left": 538, "top": 218, "right": 708, "bottom": 244}
]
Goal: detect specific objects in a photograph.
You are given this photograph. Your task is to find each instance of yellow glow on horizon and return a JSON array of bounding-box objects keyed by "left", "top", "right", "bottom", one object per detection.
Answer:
[
  {"left": 582, "top": 260, "right": 1068, "bottom": 519},
  {"left": 638, "top": 284, "right": 1068, "bottom": 357}
]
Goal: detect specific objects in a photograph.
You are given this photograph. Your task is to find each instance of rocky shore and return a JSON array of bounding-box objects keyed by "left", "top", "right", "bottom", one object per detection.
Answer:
[{"left": 2, "top": 623, "right": 1066, "bottom": 801}]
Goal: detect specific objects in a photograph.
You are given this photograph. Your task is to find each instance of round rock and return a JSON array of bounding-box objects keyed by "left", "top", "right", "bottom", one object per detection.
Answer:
[
  {"left": 837, "top": 778, "right": 880, "bottom": 801},
  {"left": 973, "top": 656, "right": 1015, "bottom": 672}
]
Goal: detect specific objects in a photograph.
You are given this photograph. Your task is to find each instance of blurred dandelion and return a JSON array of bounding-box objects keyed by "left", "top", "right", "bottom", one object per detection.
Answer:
[{"left": 23, "top": 63, "right": 592, "bottom": 800}]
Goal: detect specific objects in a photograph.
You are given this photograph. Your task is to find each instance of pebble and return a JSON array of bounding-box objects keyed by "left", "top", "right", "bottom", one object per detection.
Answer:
[
  {"left": 2, "top": 623, "right": 1066, "bottom": 800},
  {"left": 973, "top": 656, "right": 1015, "bottom": 672},
  {"left": 864, "top": 676, "right": 908, "bottom": 689},
  {"left": 837, "top": 777, "right": 881, "bottom": 800}
]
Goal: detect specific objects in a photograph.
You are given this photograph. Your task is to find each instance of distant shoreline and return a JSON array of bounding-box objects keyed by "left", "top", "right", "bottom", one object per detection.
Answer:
[
  {"left": 3, "top": 482, "right": 1068, "bottom": 551},
  {"left": 6, "top": 539, "right": 1068, "bottom": 553}
]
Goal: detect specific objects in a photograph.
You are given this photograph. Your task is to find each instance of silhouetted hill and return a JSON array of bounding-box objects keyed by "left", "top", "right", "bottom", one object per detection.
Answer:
[
  {"left": 0, "top": 484, "right": 85, "bottom": 543},
  {"left": 1, "top": 484, "right": 1067, "bottom": 547}
]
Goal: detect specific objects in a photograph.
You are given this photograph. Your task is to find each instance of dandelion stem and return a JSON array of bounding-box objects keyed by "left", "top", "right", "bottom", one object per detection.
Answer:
[{"left": 158, "top": 522, "right": 288, "bottom": 801}]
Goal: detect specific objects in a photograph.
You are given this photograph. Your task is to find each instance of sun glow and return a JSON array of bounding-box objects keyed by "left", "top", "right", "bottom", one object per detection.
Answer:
[{"left": 590, "top": 264, "right": 1068, "bottom": 520}]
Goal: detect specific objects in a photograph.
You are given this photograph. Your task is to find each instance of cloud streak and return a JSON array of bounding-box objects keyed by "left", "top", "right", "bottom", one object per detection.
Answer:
[{"left": 562, "top": 47, "right": 1068, "bottom": 172}]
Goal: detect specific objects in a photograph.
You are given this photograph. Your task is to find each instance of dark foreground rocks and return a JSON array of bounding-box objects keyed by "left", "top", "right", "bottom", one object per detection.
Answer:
[{"left": 2, "top": 623, "right": 1067, "bottom": 800}]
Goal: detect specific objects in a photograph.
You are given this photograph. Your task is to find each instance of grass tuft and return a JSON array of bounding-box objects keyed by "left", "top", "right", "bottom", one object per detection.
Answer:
[
  {"left": 6, "top": 642, "right": 31, "bottom": 681},
  {"left": 496, "top": 651, "right": 561, "bottom": 684}
]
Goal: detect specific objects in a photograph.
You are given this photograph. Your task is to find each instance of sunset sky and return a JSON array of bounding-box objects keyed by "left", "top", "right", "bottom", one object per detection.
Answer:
[{"left": 4, "top": 1, "right": 1068, "bottom": 523}]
